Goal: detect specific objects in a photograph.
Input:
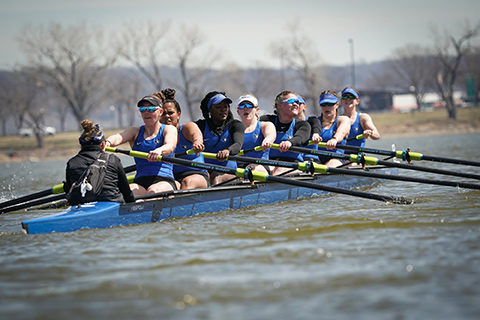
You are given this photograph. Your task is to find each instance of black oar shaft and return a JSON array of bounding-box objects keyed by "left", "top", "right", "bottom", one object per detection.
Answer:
[
  {"left": 420, "top": 155, "right": 480, "bottom": 167},
  {"left": 123, "top": 164, "right": 137, "bottom": 174},
  {"left": 266, "top": 175, "right": 410, "bottom": 204},
  {"left": 375, "top": 159, "right": 480, "bottom": 180},
  {"left": 0, "top": 189, "right": 53, "bottom": 210},
  {"left": 0, "top": 194, "right": 67, "bottom": 214}
]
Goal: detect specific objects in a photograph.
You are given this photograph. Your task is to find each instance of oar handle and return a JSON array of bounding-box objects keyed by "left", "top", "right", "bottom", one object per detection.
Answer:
[{"left": 347, "top": 134, "right": 364, "bottom": 142}]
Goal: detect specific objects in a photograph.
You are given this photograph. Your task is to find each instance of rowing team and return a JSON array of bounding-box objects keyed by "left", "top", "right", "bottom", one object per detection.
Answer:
[{"left": 64, "top": 87, "right": 380, "bottom": 205}]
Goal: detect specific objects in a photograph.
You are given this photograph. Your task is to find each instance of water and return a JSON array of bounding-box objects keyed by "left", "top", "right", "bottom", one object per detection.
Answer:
[{"left": 1, "top": 134, "right": 479, "bottom": 320}]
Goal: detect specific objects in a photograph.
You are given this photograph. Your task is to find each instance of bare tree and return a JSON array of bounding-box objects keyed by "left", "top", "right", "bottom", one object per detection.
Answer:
[
  {"left": 103, "top": 68, "right": 143, "bottom": 128},
  {"left": 52, "top": 96, "right": 70, "bottom": 132},
  {"left": 16, "top": 22, "right": 116, "bottom": 125},
  {"left": 432, "top": 21, "right": 480, "bottom": 119},
  {"left": 270, "top": 23, "right": 323, "bottom": 115},
  {"left": 167, "top": 25, "right": 219, "bottom": 122},
  {"left": 0, "top": 72, "right": 15, "bottom": 136},
  {"left": 222, "top": 62, "right": 280, "bottom": 112},
  {"left": 387, "top": 44, "right": 435, "bottom": 110},
  {"left": 0, "top": 72, "right": 27, "bottom": 132},
  {"left": 9, "top": 68, "right": 49, "bottom": 147},
  {"left": 116, "top": 20, "right": 170, "bottom": 92}
]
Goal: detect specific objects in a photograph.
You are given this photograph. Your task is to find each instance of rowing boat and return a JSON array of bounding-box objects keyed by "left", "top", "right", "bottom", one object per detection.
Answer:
[{"left": 21, "top": 166, "right": 397, "bottom": 234}]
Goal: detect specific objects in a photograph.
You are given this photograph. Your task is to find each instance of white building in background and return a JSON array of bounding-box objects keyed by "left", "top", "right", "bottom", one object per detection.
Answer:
[{"left": 391, "top": 91, "right": 466, "bottom": 112}]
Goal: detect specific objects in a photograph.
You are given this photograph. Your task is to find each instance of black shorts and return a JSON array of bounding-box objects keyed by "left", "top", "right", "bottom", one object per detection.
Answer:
[
  {"left": 237, "top": 162, "right": 271, "bottom": 174},
  {"left": 269, "top": 156, "right": 301, "bottom": 163},
  {"left": 307, "top": 156, "right": 345, "bottom": 165},
  {"left": 174, "top": 170, "right": 210, "bottom": 186},
  {"left": 133, "top": 176, "right": 178, "bottom": 190}
]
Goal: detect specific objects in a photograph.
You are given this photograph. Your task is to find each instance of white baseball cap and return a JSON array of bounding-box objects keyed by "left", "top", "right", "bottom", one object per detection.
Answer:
[{"left": 237, "top": 95, "right": 258, "bottom": 107}]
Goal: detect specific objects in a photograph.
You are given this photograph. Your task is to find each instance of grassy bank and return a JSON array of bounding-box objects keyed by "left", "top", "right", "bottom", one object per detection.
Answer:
[{"left": 1, "top": 108, "right": 479, "bottom": 163}]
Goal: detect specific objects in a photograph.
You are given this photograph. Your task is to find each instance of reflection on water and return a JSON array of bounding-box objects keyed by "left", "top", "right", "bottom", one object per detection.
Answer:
[{"left": 0, "top": 134, "right": 479, "bottom": 319}]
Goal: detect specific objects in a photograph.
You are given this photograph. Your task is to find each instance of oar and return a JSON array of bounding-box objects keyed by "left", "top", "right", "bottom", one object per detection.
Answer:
[
  {"left": 0, "top": 183, "right": 65, "bottom": 210},
  {"left": 311, "top": 141, "right": 480, "bottom": 167},
  {"left": 272, "top": 144, "right": 480, "bottom": 181},
  {"left": 106, "top": 147, "right": 412, "bottom": 204},
  {"left": 347, "top": 134, "right": 364, "bottom": 142},
  {"left": 0, "top": 164, "right": 137, "bottom": 212},
  {"left": 0, "top": 194, "right": 67, "bottom": 214},
  {"left": 202, "top": 152, "right": 480, "bottom": 191}
]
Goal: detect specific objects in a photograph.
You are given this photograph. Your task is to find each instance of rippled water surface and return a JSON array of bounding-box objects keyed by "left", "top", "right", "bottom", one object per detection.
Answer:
[{"left": 1, "top": 133, "right": 479, "bottom": 320}]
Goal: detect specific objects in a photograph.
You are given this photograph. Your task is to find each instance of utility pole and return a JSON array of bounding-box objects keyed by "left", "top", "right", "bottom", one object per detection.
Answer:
[{"left": 348, "top": 39, "right": 355, "bottom": 87}]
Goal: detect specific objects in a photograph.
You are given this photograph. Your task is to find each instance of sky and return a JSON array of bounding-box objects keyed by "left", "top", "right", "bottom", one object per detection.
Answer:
[{"left": 0, "top": 0, "right": 479, "bottom": 70}]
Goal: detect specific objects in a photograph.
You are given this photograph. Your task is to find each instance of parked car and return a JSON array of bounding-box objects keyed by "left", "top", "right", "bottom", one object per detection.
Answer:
[
  {"left": 18, "top": 126, "right": 56, "bottom": 137},
  {"left": 18, "top": 128, "right": 34, "bottom": 137},
  {"left": 42, "top": 126, "right": 56, "bottom": 135}
]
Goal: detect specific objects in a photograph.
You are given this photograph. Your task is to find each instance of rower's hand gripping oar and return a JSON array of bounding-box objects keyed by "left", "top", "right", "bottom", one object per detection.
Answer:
[
  {"left": 106, "top": 147, "right": 412, "bottom": 204},
  {"left": 273, "top": 144, "right": 480, "bottom": 181}
]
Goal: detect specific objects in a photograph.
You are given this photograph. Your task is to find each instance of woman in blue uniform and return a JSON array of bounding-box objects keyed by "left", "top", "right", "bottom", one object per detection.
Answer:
[
  {"left": 341, "top": 87, "right": 380, "bottom": 150},
  {"left": 307, "top": 90, "right": 351, "bottom": 167},
  {"left": 105, "top": 93, "right": 177, "bottom": 196},
  {"left": 236, "top": 94, "right": 276, "bottom": 174},
  {"left": 159, "top": 88, "right": 209, "bottom": 190},
  {"left": 260, "top": 91, "right": 311, "bottom": 175},
  {"left": 195, "top": 91, "right": 245, "bottom": 185}
]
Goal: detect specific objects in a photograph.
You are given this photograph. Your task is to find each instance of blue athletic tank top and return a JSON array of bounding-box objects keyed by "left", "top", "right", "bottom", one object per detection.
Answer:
[
  {"left": 174, "top": 124, "right": 207, "bottom": 174},
  {"left": 303, "top": 116, "right": 345, "bottom": 161},
  {"left": 133, "top": 125, "right": 174, "bottom": 179},
  {"left": 318, "top": 116, "right": 346, "bottom": 154},
  {"left": 346, "top": 113, "right": 366, "bottom": 148},
  {"left": 270, "top": 118, "right": 304, "bottom": 162},
  {"left": 241, "top": 121, "right": 269, "bottom": 159},
  {"left": 203, "top": 122, "right": 237, "bottom": 169}
]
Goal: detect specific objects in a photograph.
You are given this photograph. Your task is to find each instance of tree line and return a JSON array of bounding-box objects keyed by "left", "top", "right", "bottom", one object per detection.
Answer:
[{"left": 0, "top": 20, "right": 479, "bottom": 147}]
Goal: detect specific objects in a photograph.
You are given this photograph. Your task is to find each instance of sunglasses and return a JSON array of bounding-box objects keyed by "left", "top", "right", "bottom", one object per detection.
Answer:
[
  {"left": 342, "top": 95, "right": 356, "bottom": 100},
  {"left": 238, "top": 103, "right": 255, "bottom": 109},
  {"left": 320, "top": 103, "right": 336, "bottom": 107},
  {"left": 282, "top": 98, "right": 300, "bottom": 104},
  {"left": 139, "top": 106, "right": 160, "bottom": 113}
]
